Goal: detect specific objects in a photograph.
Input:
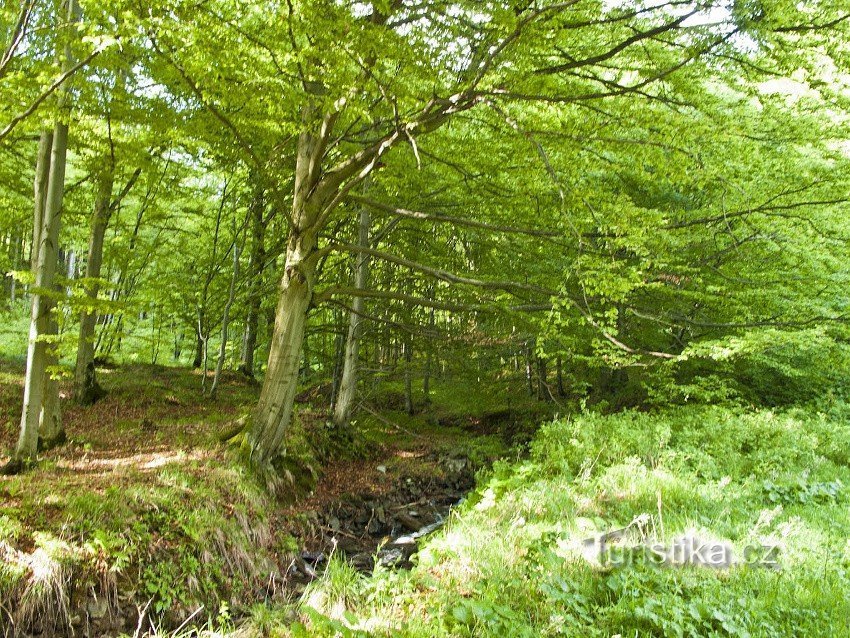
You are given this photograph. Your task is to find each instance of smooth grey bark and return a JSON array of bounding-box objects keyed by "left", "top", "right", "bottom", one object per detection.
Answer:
[
  {"left": 329, "top": 316, "right": 345, "bottom": 411},
  {"left": 248, "top": 110, "right": 329, "bottom": 463},
  {"left": 16, "top": 121, "right": 67, "bottom": 462},
  {"left": 38, "top": 311, "right": 63, "bottom": 447},
  {"left": 332, "top": 205, "right": 370, "bottom": 429}
]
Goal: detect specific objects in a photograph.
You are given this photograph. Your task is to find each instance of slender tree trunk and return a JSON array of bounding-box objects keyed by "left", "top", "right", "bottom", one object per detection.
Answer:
[
  {"left": 537, "top": 357, "right": 552, "bottom": 402},
  {"left": 192, "top": 330, "right": 204, "bottom": 368},
  {"left": 74, "top": 168, "right": 112, "bottom": 404},
  {"left": 404, "top": 338, "right": 414, "bottom": 416},
  {"left": 329, "top": 314, "right": 345, "bottom": 411},
  {"left": 556, "top": 356, "right": 566, "bottom": 397},
  {"left": 210, "top": 235, "right": 240, "bottom": 399},
  {"left": 239, "top": 184, "right": 265, "bottom": 378},
  {"left": 173, "top": 326, "right": 183, "bottom": 361},
  {"left": 332, "top": 205, "right": 370, "bottom": 429},
  {"left": 525, "top": 341, "right": 534, "bottom": 396},
  {"left": 423, "top": 301, "right": 435, "bottom": 407}
]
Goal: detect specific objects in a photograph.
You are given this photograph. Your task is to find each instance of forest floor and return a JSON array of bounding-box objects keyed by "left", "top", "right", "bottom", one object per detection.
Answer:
[
  {"left": 0, "top": 358, "right": 550, "bottom": 636},
  {"left": 291, "top": 402, "right": 850, "bottom": 638}
]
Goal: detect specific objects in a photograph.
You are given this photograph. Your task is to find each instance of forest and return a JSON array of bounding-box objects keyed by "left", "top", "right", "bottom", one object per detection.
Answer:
[{"left": 0, "top": 0, "right": 849, "bottom": 636}]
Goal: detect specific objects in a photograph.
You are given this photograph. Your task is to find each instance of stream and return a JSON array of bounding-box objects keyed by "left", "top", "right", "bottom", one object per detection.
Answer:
[{"left": 284, "top": 453, "right": 476, "bottom": 588}]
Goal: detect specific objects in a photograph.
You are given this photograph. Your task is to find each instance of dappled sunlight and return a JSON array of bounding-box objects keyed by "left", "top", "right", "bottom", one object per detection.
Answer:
[{"left": 54, "top": 448, "right": 212, "bottom": 472}]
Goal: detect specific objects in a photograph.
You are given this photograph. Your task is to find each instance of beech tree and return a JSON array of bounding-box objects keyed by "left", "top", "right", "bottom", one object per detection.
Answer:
[{"left": 1, "top": 0, "right": 847, "bottom": 472}]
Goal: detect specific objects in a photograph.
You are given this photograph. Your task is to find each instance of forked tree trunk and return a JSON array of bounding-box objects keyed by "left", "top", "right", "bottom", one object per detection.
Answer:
[
  {"left": 247, "top": 121, "right": 324, "bottom": 463},
  {"left": 246, "top": 66, "right": 457, "bottom": 461},
  {"left": 332, "top": 205, "right": 370, "bottom": 429},
  {"left": 74, "top": 167, "right": 112, "bottom": 404}
]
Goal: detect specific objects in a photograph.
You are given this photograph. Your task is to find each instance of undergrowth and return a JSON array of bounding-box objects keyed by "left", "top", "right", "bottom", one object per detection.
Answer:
[{"left": 289, "top": 402, "right": 850, "bottom": 637}]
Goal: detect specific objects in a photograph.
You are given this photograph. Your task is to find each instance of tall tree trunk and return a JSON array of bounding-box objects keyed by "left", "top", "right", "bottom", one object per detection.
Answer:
[
  {"left": 537, "top": 357, "right": 552, "bottom": 402},
  {"left": 403, "top": 338, "right": 414, "bottom": 416},
  {"left": 74, "top": 167, "right": 112, "bottom": 404},
  {"left": 556, "top": 356, "right": 566, "bottom": 397},
  {"left": 332, "top": 205, "right": 370, "bottom": 429},
  {"left": 247, "top": 112, "right": 330, "bottom": 463},
  {"left": 248, "top": 229, "right": 318, "bottom": 462},
  {"left": 16, "top": 117, "right": 68, "bottom": 464},
  {"left": 210, "top": 234, "right": 240, "bottom": 399},
  {"left": 423, "top": 296, "right": 435, "bottom": 407},
  {"left": 39, "top": 311, "right": 63, "bottom": 447},
  {"left": 239, "top": 185, "right": 266, "bottom": 378},
  {"left": 329, "top": 307, "right": 345, "bottom": 410}
]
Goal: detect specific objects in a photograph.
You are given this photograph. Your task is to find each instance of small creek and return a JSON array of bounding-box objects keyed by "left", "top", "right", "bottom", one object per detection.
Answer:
[{"left": 285, "top": 453, "right": 475, "bottom": 588}]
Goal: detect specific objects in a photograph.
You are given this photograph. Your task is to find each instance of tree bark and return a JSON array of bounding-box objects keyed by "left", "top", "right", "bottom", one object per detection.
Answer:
[
  {"left": 192, "top": 331, "right": 204, "bottom": 368},
  {"left": 74, "top": 167, "right": 112, "bottom": 404},
  {"left": 556, "top": 356, "right": 566, "bottom": 397},
  {"left": 38, "top": 310, "right": 63, "bottom": 448},
  {"left": 332, "top": 204, "right": 370, "bottom": 429},
  {"left": 247, "top": 229, "right": 318, "bottom": 462},
  {"left": 16, "top": 119, "right": 67, "bottom": 463},
  {"left": 247, "top": 120, "right": 325, "bottom": 464},
  {"left": 423, "top": 293, "right": 435, "bottom": 407}
]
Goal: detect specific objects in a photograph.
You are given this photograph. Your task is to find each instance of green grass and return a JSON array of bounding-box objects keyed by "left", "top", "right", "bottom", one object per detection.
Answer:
[{"left": 287, "top": 403, "right": 850, "bottom": 637}]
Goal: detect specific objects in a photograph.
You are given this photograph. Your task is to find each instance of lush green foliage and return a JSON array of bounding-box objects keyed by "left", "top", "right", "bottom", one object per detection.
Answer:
[
  {"left": 296, "top": 403, "right": 850, "bottom": 637},
  {"left": 2, "top": 0, "right": 850, "bottom": 633}
]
